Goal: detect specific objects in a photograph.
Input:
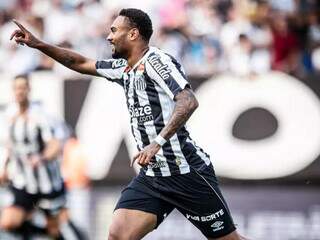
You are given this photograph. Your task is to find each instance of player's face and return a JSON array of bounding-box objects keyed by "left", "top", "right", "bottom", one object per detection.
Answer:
[
  {"left": 107, "top": 16, "right": 132, "bottom": 59},
  {"left": 13, "top": 78, "right": 30, "bottom": 105}
]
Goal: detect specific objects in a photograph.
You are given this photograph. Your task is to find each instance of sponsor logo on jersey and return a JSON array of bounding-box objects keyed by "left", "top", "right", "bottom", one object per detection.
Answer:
[
  {"left": 211, "top": 221, "right": 224, "bottom": 232},
  {"left": 149, "top": 160, "right": 168, "bottom": 169},
  {"left": 129, "top": 104, "right": 153, "bottom": 123},
  {"left": 112, "top": 59, "right": 127, "bottom": 68},
  {"left": 148, "top": 54, "right": 171, "bottom": 80}
]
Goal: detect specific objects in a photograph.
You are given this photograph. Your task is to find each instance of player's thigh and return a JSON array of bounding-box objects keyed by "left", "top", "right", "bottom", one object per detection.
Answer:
[
  {"left": 0, "top": 206, "right": 27, "bottom": 230},
  {"left": 177, "top": 166, "right": 237, "bottom": 239},
  {"left": 109, "top": 208, "right": 157, "bottom": 240},
  {"left": 109, "top": 182, "right": 174, "bottom": 240}
]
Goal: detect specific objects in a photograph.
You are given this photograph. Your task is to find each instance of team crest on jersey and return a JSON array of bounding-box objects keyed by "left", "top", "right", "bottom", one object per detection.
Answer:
[
  {"left": 134, "top": 74, "right": 146, "bottom": 91},
  {"left": 134, "top": 63, "right": 147, "bottom": 91}
]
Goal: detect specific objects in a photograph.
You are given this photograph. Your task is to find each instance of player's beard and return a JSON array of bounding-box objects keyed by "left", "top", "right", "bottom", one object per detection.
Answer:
[
  {"left": 112, "top": 50, "right": 123, "bottom": 59},
  {"left": 111, "top": 44, "right": 128, "bottom": 59}
]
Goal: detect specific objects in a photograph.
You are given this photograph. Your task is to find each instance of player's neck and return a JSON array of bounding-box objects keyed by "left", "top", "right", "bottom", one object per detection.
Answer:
[
  {"left": 127, "top": 44, "right": 149, "bottom": 68},
  {"left": 19, "top": 100, "right": 29, "bottom": 114}
]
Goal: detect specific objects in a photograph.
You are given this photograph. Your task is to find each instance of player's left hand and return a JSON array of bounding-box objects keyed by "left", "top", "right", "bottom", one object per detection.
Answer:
[
  {"left": 131, "top": 142, "right": 161, "bottom": 167},
  {"left": 0, "top": 171, "right": 8, "bottom": 185},
  {"left": 29, "top": 155, "right": 42, "bottom": 168}
]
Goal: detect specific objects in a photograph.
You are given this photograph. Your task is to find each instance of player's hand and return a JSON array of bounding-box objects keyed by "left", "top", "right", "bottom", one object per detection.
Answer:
[
  {"left": 10, "top": 19, "right": 41, "bottom": 48},
  {"left": 0, "top": 171, "right": 8, "bottom": 185},
  {"left": 29, "top": 155, "right": 42, "bottom": 168},
  {"left": 131, "top": 142, "right": 161, "bottom": 167}
]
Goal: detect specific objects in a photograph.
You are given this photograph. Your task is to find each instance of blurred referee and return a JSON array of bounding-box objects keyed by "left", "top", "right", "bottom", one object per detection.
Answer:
[
  {"left": 0, "top": 75, "right": 83, "bottom": 240},
  {"left": 10, "top": 8, "right": 247, "bottom": 240}
]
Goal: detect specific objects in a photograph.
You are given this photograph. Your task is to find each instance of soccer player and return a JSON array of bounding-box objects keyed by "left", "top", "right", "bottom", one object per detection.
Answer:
[
  {"left": 10, "top": 8, "right": 245, "bottom": 240},
  {"left": 0, "top": 75, "right": 84, "bottom": 240}
]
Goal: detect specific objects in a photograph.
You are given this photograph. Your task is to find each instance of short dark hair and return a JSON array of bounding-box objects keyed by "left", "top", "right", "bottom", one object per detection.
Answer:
[
  {"left": 119, "top": 8, "right": 153, "bottom": 42},
  {"left": 14, "top": 74, "right": 30, "bottom": 86}
]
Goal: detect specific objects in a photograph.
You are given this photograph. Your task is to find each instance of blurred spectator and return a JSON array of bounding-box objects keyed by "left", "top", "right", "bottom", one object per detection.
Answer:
[
  {"left": 247, "top": 1, "right": 272, "bottom": 74},
  {"left": 270, "top": 14, "right": 300, "bottom": 75},
  {"left": 0, "top": 0, "right": 319, "bottom": 79},
  {"left": 228, "top": 33, "right": 252, "bottom": 76},
  {"left": 308, "top": 11, "right": 320, "bottom": 72}
]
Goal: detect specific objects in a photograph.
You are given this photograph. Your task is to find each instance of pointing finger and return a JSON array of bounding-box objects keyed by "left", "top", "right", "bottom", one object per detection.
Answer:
[{"left": 13, "top": 19, "right": 28, "bottom": 32}]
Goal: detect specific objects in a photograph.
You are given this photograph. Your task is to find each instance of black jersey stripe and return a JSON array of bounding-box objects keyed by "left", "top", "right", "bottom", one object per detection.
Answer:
[
  {"left": 33, "top": 165, "right": 40, "bottom": 193},
  {"left": 51, "top": 161, "right": 63, "bottom": 191},
  {"left": 96, "top": 60, "right": 112, "bottom": 69},
  {"left": 44, "top": 161, "right": 58, "bottom": 191},
  {"left": 188, "top": 135, "right": 210, "bottom": 159},
  {"left": 133, "top": 84, "right": 159, "bottom": 176},
  {"left": 165, "top": 53, "right": 188, "bottom": 80},
  {"left": 36, "top": 126, "right": 45, "bottom": 153},
  {"left": 10, "top": 118, "right": 17, "bottom": 143},
  {"left": 23, "top": 119, "right": 30, "bottom": 144},
  {"left": 145, "top": 75, "right": 181, "bottom": 175}
]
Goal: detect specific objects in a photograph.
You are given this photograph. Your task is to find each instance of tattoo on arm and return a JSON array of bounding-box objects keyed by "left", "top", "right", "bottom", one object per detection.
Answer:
[
  {"left": 38, "top": 43, "right": 96, "bottom": 74},
  {"left": 159, "top": 89, "right": 199, "bottom": 141},
  {"left": 61, "top": 51, "right": 77, "bottom": 67}
]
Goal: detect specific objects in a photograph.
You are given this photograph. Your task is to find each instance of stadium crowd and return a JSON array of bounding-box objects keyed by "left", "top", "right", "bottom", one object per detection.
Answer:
[{"left": 0, "top": 0, "right": 319, "bottom": 79}]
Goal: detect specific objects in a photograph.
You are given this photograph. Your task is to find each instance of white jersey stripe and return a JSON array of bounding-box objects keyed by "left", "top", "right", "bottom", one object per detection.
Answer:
[
  {"left": 135, "top": 70, "right": 171, "bottom": 176},
  {"left": 23, "top": 157, "right": 38, "bottom": 194},
  {"left": 145, "top": 65, "right": 175, "bottom": 99},
  {"left": 186, "top": 138, "right": 211, "bottom": 166},
  {"left": 154, "top": 84, "right": 189, "bottom": 174},
  {"left": 38, "top": 164, "right": 52, "bottom": 193}
]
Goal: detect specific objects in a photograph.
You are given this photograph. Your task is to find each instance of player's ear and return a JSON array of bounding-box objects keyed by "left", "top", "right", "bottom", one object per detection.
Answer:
[{"left": 128, "top": 28, "right": 139, "bottom": 41}]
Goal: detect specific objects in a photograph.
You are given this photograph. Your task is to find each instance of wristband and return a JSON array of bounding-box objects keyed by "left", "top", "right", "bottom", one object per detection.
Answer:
[{"left": 154, "top": 135, "right": 167, "bottom": 146}]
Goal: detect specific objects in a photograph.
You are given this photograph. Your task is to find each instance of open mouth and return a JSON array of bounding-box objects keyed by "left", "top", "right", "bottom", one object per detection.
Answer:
[{"left": 110, "top": 44, "right": 115, "bottom": 52}]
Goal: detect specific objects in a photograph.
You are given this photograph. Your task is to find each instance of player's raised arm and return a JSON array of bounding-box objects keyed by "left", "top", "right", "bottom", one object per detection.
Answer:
[{"left": 10, "top": 20, "right": 98, "bottom": 76}]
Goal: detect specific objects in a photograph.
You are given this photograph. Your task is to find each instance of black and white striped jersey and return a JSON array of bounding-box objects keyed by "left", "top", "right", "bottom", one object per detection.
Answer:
[
  {"left": 4, "top": 103, "right": 64, "bottom": 194},
  {"left": 96, "top": 47, "right": 211, "bottom": 177}
]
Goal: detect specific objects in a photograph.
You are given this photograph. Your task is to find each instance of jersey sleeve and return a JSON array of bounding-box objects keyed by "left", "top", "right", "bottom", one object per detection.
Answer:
[
  {"left": 1, "top": 110, "right": 10, "bottom": 145},
  {"left": 145, "top": 52, "right": 190, "bottom": 100},
  {"left": 38, "top": 114, "right": 55, "bottom": 143},
  {"left": 95, "top": 58, "right": 127, "bottom": 86}
]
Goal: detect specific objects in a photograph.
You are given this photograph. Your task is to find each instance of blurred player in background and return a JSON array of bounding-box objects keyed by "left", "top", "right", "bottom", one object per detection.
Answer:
[
  {"left": 10, "top": 8, "right": 246, "bottom": 240},
  {"left": 0, "top": 74, "right": 84, "bottom": 240}
]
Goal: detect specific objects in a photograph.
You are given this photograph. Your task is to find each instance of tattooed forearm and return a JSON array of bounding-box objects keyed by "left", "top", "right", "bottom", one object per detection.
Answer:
[
  {"left": 159, "top": 88, "right": 199, "bottom": 141},
  {"left": 37, "top": 42, "right": 94, "bottom": 74},
  {"left": 61, "top": 51, "right": 77, "bottom": 67}
]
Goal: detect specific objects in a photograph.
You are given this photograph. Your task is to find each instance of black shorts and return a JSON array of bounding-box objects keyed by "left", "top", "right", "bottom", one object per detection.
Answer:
[
  {"left": 8, "top": 185, "right": 66, "bottom": 216},
  {"left": 115, "top": 164, "right": 236, "bottom": 238}
]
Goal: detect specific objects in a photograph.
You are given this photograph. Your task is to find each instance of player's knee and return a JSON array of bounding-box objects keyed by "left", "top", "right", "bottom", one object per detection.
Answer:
[
  {"left": 108, "top": 223, "right": 125, "bottom": 240},
  {"left": 108, "top": 222, "right": 138, "bottom": 240}
]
